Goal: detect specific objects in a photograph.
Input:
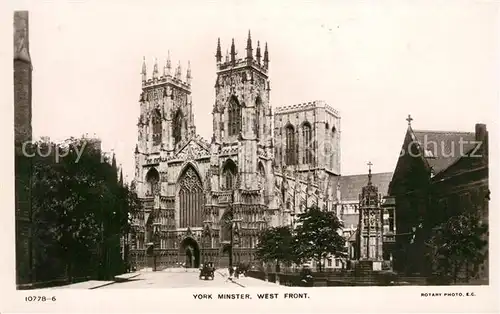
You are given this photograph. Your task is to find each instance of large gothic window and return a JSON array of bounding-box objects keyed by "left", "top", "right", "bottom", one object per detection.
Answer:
[
  {"left": 173, "top": 108, "right": 183, "bottom": 145},
  {"left": 178, "top": 166, "right": 204, "bottom": 228},
  {"left": 152, "top": 109, "right": 162, "bottom": 146},
  {"left": 285, "top": 125, "right": 297, "bottom": 165},
  {"left": 146, "top": 168, "right": 159, "bottom": 197},
  {"left": 302, "top": 122, "right": 313, "bottom": 164},
  {"left": 228, "top": 96, "right": 241, "bottom": 137},
  {"left": 222, "top": 159, "right": 237, "bottom": 190}
]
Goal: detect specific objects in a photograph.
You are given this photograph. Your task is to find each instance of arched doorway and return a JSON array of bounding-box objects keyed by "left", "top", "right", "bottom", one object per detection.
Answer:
[{"left": 180, "top": 237, "right": 200, "bottom": 268}]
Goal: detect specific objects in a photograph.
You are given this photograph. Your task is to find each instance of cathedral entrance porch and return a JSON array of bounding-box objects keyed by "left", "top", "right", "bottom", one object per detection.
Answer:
[{"left": 180, "top": 237, "right": 200, "bottom": 268}]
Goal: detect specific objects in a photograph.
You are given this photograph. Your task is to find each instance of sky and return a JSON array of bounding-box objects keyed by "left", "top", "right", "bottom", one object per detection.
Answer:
[{"left": 24, "top": 0, "right": 498, "bottom": 182}]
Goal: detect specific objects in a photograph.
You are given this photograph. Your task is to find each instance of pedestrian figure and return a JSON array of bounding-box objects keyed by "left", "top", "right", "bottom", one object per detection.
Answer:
[{"left": 224, "top": 266, "right": 233, "bottom": 282}]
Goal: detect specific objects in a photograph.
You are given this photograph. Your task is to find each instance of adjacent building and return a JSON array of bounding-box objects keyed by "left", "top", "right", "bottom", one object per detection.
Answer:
[{"left": 388, "top": 116, "right": 489, "bottom": 282}]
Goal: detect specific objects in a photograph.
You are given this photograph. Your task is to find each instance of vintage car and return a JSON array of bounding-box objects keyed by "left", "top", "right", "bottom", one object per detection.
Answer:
[
  {"left": 199, "top": 263, "right": 215, "bottom": 280},
  {"left": 299, "top": 266, "right": 314, "bottom": 287}
]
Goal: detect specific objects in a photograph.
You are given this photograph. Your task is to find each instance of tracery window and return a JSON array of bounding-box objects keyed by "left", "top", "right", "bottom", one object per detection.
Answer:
[
  {"left": 302, "top": 122, "right": 313, "bottom": 164},
  {"left": 146, "top": 168, "right": 159, "bottom": 197},
  {"left": 285, "top": 125, "right": 296, "bottom": 165},
  {"left": 178, "top": 166, "right": 204, "bottom": 228},
  {"left": 152, "top": 109, "right": 162, "bottom": 146},
  {"left": 228, "top": 96, "right": 241, "bottom": 137},
  {"left": 255, "top": 97, "right": 262, "bottom": 139},
  {"left": 222, "top": 159, "right": 237, "bottom": 190},
  {"left": 173, "top": 108, "right": 183, "bottom": 145}
]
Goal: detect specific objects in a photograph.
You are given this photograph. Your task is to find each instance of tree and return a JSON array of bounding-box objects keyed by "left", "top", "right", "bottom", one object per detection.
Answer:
[
  {"left": 255, "top": 226, "right": 294, "bottom": 272},
  {"left": 30, "top": 137, "right": 139, "bottom": 282},
  {"left": 292, "top": 206, "right": 346, "bottom": 272},
  {"left": 427, "top": 212, "right": 488, "bottom": 283}
]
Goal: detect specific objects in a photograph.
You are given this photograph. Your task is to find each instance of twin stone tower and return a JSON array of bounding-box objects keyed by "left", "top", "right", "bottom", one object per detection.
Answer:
[{"left": 130, "top": 31, "right": 341, "bottom": 269}]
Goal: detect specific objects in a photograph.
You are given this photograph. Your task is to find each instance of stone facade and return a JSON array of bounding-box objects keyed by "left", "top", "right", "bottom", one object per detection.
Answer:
[
  {"left": 129, "top": 33, "right": 344, "bottom": 270},
  {"left": 128, "top": 32, "right": 392, "bottom": 270},
  {"left": 274, "top": 101, "right": 341, "bottom": 178}
]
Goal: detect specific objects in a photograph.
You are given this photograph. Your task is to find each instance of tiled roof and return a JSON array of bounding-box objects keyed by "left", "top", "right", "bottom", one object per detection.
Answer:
[
  {"left": 332, "top": 172, "right": 393, "bottom": 202},
  {"left": 412, "top": 129, "right": 476, "bottom": 175}
]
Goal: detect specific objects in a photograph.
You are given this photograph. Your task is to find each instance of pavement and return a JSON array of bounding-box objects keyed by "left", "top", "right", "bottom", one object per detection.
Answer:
[
  {"left": 216, "top": 269, "right": 287, "bottom": 288},
  {"left": 49, "top": 280, "right": 116, "bottom": 290},
  {"left": 43, "top": 268, "right": 285, "bottom": 289},
  {"left": 47, "top": 272, "right": 140, "bottom": 290},
  {"left": 100, "top": 269, "right": 234, "bottom": 289}
]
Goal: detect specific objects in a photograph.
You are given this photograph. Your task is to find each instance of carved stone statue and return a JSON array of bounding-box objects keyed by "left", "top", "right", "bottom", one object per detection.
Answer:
[{"left": 153, "top": 182, "right": 161, "bottom": 195}]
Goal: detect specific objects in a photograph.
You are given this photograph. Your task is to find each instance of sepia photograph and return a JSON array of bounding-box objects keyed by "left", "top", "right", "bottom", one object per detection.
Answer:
[{"left": 1, "top": 1, "right": 498, "bottom": 313}]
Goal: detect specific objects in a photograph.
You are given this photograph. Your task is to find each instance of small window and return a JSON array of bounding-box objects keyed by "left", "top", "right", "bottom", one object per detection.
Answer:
[
  {"left": 335, "top": 259, "right": 340, "bottom": 267},
  {"left": 302, "top": 122, "right": 313, "bottom": 164},
  {"left": 285, "top": 125, "right": 297, "bottom": 165},
  {"left": 327, "top": 259, "right": 332, "bottom": 267}
]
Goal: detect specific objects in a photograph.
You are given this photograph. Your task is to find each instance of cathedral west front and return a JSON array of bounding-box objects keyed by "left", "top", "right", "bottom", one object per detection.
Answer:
[{"left": 129, "top": 31, "right": 347, "bottom": 270}]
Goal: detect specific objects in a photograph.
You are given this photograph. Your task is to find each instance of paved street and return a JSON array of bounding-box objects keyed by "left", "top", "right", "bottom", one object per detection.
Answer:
[{"left": 96, "top": 268, "right": 282, "bottom": 289}]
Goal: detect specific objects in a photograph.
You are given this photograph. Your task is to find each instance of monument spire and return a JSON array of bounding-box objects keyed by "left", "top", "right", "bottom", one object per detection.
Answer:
[{"left": 367, "top": 161, "right": 373, "bottom": 185}]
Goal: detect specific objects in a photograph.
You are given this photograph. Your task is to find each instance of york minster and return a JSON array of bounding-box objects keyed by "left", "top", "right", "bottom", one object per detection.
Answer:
[{"left": 128, "top": 32, "right": 393, "bottom": 270}]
